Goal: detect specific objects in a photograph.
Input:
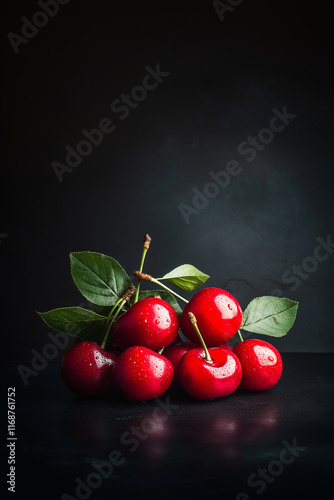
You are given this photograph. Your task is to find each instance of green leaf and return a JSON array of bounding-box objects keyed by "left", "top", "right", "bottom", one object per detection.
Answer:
[
  {"left": 132, "top": 289, "right": 183, "bottom": 319},
  {"left": 158, "top": 264, "right": 210, "bottom": 292},
  {"left": 91, "top": 303, "right": 113, "bottom": 317},
  {"left": 240, "top": 296, "right": 299, "bottom": 337},
  {"left": 37, "top": 307, "right": 109, "bottom": 344},
  {"left": 70, "top": 251, "right": 132, "bottom": 306}
]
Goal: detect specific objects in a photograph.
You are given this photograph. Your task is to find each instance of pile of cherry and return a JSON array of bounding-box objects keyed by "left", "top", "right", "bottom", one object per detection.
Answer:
[
  {"left": 38, "top": 234, "right": 298, "bottom": 401},
  {"left": 54, "top": 235, "right": 290, "bottom": 402}
]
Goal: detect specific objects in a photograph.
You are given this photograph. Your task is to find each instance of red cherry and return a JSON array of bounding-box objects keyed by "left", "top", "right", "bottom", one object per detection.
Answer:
[
  {"left": 183, "top": 340, "right": 200, "bottom": 348},
  {"left": 180, "top": 287, "right": 243, "bottom": 347},
  {"left": 61, "top": 341, "right": 118, "bottom": 398},
  {"left": 219, "top": 344, "right": 233, "bottom": 351},
  {"left": 112, "top": 346, "right": 174, "bottom": 401},
  {"left": 112, "top": 297, "right": 179, "bottom": 351},
  {"left": 163, "top": 343, "right": 196, "bottom": 388},
  {"left": 233, "top": 339, "right": 283, "bottom": 391},
  {"left": 178, "top": 347, "right": 242, "bottom": 400}
]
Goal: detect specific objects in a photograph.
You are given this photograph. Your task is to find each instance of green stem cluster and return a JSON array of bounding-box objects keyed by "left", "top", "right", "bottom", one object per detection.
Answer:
[
  {"left": 102, "top": 234, "right": 153, "bottom": 348},
  {"left": 101, "top": 299, "right": 126, "bottom": 349},
  {"left": 101, "top": 285, "right": 136, "bottom": 349},
  {"left": 102, "top": 233, "right": 193, "bottom": 349}
]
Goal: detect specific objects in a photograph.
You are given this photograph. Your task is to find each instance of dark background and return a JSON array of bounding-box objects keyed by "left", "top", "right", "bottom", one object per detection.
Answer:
[{"left": 2, "top": 0, "right": 334, "bottom": 362}]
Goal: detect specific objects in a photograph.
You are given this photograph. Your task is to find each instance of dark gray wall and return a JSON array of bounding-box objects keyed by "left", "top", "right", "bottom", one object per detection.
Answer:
[{"left": 2, "top": 0, "right": 334, "bottom": 361}]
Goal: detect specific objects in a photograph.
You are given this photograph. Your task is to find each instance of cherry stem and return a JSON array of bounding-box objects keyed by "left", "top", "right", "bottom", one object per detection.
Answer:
[
  {"left": 101, "top": 299, "right": 126, "bottom": 349},
  {"left": 107, "top": 298, "right": 122, "bottom": 321},
  {"left": 188, "top": 312, "right": 212, "bottom": 363},
  {"left": 237, "top": 330, "right": 244, "bottom": 342},
  {"left": 151, "top": 278, "right": 189, "bottom": 304},
  {"left": 133, "top": 234, "right": 151, "bottom": 304},
  {"left": 101, "top": 286, "right": 135, "bottom": 349}
]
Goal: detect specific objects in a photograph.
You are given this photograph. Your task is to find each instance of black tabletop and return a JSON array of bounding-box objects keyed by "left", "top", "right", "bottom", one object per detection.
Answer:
[{"left": 2, "top": 353, "right": 334, "bottom": 500}]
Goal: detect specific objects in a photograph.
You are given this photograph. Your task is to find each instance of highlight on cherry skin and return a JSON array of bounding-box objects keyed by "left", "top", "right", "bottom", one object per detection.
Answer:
[
  {"left": 233, "top": 339, "right": 283, "bottom": 391},
  {"left": 60, "top": 341, "right": 118, "bottom": 398},
  {"left": 180, "top": 287, "right": 243, "bottom": 347},
  {"left": 178, "top": 312, "right": 242, "bottom": 400},
  {"left": 111, "top": 297, "right": 179, "bottom": 351},
  {"left": 179, "top": 347, "right": 243, "bottom": 400},
  {"left": 111, "top": 345, "right": 174, "bottom": 402}
]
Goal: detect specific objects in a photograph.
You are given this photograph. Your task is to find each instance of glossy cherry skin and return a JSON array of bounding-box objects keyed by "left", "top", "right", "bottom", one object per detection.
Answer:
[
  {"left": 178, "top": 347, "right": 242, "bottom": 400},
  {"left": 233, "top": 339, "right": 283, "bottom": 391},
  {"left": 180, "top": 288, "right": 243, "bottom": 347},
  {"left": 163, "top": 342, "right": 197, "bottom": 388},
  {"left": 112, "top": 346, "right": 174, "bottom": 401},
  {"left": 112, "top": 297, "right": 179, "bottom": 351},
  {"left": 61, "top": 341, "right": 118, "bottom": 398}
]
